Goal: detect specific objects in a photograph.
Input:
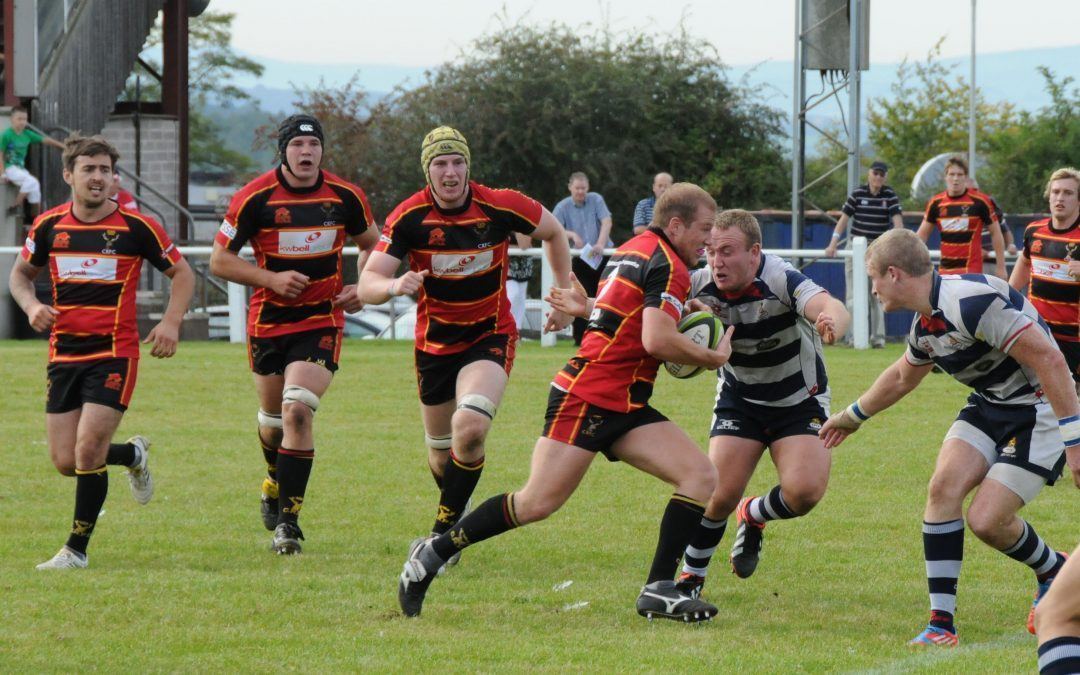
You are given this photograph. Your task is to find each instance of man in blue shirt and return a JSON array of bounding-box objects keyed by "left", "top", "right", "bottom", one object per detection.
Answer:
[
  {"left": 552, "top": 171, "right": 614, "bottom": 344},
  {"left": 633, "top": 172, "right": 673, "bottom": 235}
]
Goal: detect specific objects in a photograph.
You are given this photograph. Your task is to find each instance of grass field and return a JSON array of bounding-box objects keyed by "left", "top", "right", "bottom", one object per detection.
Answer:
[{"left": 2, "top": 338, "right": 1073, "bottom": 672}]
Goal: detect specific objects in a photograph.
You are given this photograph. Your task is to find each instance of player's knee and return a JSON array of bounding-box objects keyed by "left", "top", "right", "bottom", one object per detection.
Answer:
[
  {"left": 281, "top": 401, "right": 313, "bottom": 431},
  {"left": 679, "top": 461, "right": 718, "bottom": 503},
  {"left": 926, "top": 472, "right": 966, "bottom": 508},
  {"left": 452, "top": 410, "right": 492, "bottom": 452},
  {"left": 513, "top": 491, "right": 563, "bottom": 524},
  {"left": 966, "top": 506, "right": 1009, "bottom": 544},
  {"left": 783, "top": 482, "right": 826, "bottom": 515},
  {"left": 52, "top": 458, "right": 76, "bottom": 476}
]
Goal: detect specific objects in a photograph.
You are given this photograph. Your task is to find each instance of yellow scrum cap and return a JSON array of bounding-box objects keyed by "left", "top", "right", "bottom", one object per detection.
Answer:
[{"left": 420, "top": 126, "right": 471, "bottom": 182}]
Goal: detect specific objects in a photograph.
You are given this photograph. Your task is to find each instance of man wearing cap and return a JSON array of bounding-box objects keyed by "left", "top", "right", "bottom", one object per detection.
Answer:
[
  {"left": 210, "top": 113, "right": 379, "bottom": 554},
  {"left": 824, "top": 161, "right": 904, "bottom": 348},
  {"left": 359, "top": 126, "right": 573, "bottom": 565}
]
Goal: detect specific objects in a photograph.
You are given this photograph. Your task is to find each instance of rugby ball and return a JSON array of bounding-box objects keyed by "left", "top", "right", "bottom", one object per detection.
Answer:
[{"left": 664, "top": 311, "right": 724, "bottom": 379}]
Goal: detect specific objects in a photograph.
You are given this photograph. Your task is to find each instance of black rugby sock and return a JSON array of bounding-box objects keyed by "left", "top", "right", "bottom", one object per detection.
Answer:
[
  {"left": 431, "top": 493, "right": 518, "bottom": 561},
  {"left": 106, "top": 442, "right": 136, "bottom": 467},
  {"left": 431, "top": 452, "right": 484, "bottom": 535},
  {"left": 66, "top": 465, "right": 108, "bottom": 555},
  {"left": 276, "top": 448, "right": 314, "bottom": 525},
  {"left": 647, "top": 495, "right": 706, "bottom": 584},
  {"left": 258, "top": 432, "right": 278, "bottom": 480}
]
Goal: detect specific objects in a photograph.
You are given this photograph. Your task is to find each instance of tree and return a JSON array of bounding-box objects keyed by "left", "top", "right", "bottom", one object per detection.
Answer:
[
  {"left": 866, "top": 39, "right": 1017, "bottom": 209},
  {"left": 122, "top": 11, "right": 265, "bottom": 176},
  {"left": 292, "top": 21, "right": 789, "bottom": 229},
  {"left": 983, "top": 68, "right": 1080, "bottom": 212}
]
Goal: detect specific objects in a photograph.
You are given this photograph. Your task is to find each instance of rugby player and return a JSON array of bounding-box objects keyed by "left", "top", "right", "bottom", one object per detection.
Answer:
[
  {"left": 210, "top": 114, "right": 378, "bottom": 554},
  {"left": 674, "top": 209, "right": 850, "bottom": 597},
  {"left": 917, "top": 156, "right": 1005, "bottom": 278},
  {"left": 396, "top": 183, "right": 734, "bottom": 622},
  {"left": 10, "top": 134, "right": 193, "bottom": 569},
  {"left": 820, "top": 229, "right": 1080, "bottom": 646},
  {"left": 1009, "top": 167, "right": 1080, "bottom": 397},
  {"left": 358, "top": 126, "right": 573, "bottom": 564}
]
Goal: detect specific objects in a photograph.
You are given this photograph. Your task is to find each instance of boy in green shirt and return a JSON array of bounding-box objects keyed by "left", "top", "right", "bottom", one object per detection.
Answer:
[{"left": 1, "top": 106, "right": 64, "bottom": 217}]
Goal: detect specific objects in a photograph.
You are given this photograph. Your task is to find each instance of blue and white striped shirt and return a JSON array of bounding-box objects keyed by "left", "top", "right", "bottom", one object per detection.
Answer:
[
  {"left": 906, "top": 273, "right": 1055, "bottom": 406},
  {"left": 691, "top": 254, "right": 829, "bottom": 407}
]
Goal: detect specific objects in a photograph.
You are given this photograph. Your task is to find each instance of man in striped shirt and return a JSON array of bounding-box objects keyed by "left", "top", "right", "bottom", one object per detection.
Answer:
[
  {"left": 825, "top": 161, "right": 903, "bottom": 348},
  {"left": 821, "top": 229, "right": 1080, "bottom": 647},
  {"left": 675, "top": 209, "right": 850, "bottom": 598},
  {"left": 632, "top": 172, "right": 673, "bottom": 235}
]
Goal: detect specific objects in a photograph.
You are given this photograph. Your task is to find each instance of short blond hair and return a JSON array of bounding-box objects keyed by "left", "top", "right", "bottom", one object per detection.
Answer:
[
  {"left": 651, "top": 182, "right": 716, "bottom": 228},
  {"left": 1045, "top": 167, "right": 1080, "bottom": 199},
  {"left": 714, "top": 209, "right": 762, "bottom": 248},
  {"left": 866, "top": 228, "right": 932, "bottom": 277}
]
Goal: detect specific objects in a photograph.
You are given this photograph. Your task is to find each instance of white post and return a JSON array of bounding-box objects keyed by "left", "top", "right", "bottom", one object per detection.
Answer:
[
  {"left": 228, "top": 281, "right": 246, "bottom": 343},
  {"left": 852, "top": 236, "right": 869, "bottom": 350},
  {"left": 969, "top": 0, "right": 977, "bottom": 180},
  {"left": 540, "top": 247, "right": 556, "bottom": 347}
]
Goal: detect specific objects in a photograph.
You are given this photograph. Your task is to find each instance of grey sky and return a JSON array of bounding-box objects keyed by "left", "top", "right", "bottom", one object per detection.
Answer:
[{"left": 213, "top": 0, "right": 1080, "bottom": 68}]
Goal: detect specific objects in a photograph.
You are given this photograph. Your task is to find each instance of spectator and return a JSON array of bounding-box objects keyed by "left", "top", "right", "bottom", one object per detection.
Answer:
[
  {"left": 506, "top": 232, "right": 534, "bottom": 333},
  {"left": 552, "top": 171, "right": 614, "bottom": 345},
  {"left": 824, "top": 161, "right": 903, "bottom": 348},
  {"left": 632, "top": 172, "right": 673, "bottom": 235},
  {"left": 1, "top": 106, "right": 64, "bottom": 219}
]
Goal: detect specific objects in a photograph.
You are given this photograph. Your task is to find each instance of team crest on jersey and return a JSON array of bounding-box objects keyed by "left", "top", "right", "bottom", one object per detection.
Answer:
[
  {"left": 961, "top": 205, "right": 970, "bottom": 216},
  {"left": 1066, "top": 242, "right": 1080, "bottom": 261},
  {"left": 428, "top": 228, "right": 446, "bottom": 246},
  {"left": 474, "top": 221, "right": 489, "bottom": 236},
  {"left": 321, "top": 202, "right": 338, "bottom": 226},
  {"left": 318, "top": 334, "right": 335, "bottom": 351},
  {"left": 274, "top": 207, "right": 292, "bottom": 225},
  {"left": 1003, "top": 437, "right": 1017, "bottom": 455},
  {"left": 101, "top": 229, "right": 120, "bottom": 254},
  {"left": 1031, "top": 239, "right": 1043, "bottom": 254},
  {"left": 104, "top": 373, "right": 123, "bottom": 390},
  {"left": 54, "top": 232, "right": 71, "bottom": 249}
]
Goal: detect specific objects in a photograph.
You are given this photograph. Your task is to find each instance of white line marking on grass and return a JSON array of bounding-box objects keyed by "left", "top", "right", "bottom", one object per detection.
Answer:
[{"left": 845, "top": 632, "right": 1030, "bottom": 675}]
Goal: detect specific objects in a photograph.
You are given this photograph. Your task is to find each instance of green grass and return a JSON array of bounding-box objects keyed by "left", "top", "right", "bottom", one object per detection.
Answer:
[{"left": 1, "top": 339, "right": 1071, "bottom": 672}]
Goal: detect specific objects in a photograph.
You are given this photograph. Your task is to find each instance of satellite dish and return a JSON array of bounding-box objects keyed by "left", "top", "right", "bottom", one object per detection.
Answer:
[{"left": 911, "top": 153, "right": 986, "bottom": 201}]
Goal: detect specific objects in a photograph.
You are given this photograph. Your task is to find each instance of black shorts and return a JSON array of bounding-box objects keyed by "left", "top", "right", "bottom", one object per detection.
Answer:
[
  {"left": 46, "top": 357, "right": 139, "bottom": 414},
  {"left": 248, "top": 328, "right": 341, "bottom": 376},
  {"left": 415, "top": 333, "right": 515, "bottom": 406},
  {"left": 709, "top": 391, "right": 829, "bottom": 445},
  {"left": 542, "top": 386, "right": 668, "bottom": 461}
]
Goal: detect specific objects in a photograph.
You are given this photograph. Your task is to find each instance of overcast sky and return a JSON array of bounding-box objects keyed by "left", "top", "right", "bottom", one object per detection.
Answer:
[{"left": 212, "top": 0, "right": 1080, "bottom": 68}]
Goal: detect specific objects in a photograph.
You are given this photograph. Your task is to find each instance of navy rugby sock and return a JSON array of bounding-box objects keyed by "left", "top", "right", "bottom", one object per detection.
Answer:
[
  {"left": 923, "top": 519, "right": 964, "bottom": 630},
  {"left": 1002, "top": 520, "right": 1064, "bottom": 582},
  {"left": 681, "top": 516, "right": 727, "bottom": 577},
  {"left": 1038, "top": 637, "right": 1080, "bottom": 674}
]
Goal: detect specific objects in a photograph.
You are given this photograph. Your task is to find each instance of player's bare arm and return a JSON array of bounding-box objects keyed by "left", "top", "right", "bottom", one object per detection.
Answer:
[
  {"left": 824, "top": 213, "right": 848, "bottom": 257},
  {"left": 339, "top": 227, "right": 380, "bottom": 312},
  {"left": 802, "top": 292, "right": 850, "bottom": 345},
  {"left": 209, "top": 241, "right": 309, "bottom": 299},
  {"left": 990, "top": 215, "right": 1007, "bottom": 278},
  {"left": 915, "top": 219, "right": 933, "bottom": 242},
  {"left": 9, "top": 257, "right": 59, "bottom": 331},
  {"left": 143, "top": 257, "right": 194, "bottom": 359},
  {"left": 545, "top": 272, "right": 591, "bottom": 318},
  {"left": 358, "top": 250, "right": 428, "bottom": 304},
  {"left": 819, "top": 356, "right": 933, "bottom": 449},
  {"left": 531, "top": 208, "right": 574, "bottom": 332},
  {"left": 1005, "top": 326, "right": 1080, "bottom": 487},
  {"left": 1009, "top": 251, "right": 1032, "bottom": 290},
  {"left": 641, "top": 306, "right": 733, "bottom": 370}
]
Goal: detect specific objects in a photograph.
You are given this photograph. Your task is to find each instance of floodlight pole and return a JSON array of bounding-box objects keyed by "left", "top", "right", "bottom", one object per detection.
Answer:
[
  {"left": 791, "top": 0, "right": 806, "bottom": 254},
  {"left": 847, "top": 0, "right": 862, "bottom": 196},
  {"left": 969, "top": 0, "right": 977, "bottom": 180}
]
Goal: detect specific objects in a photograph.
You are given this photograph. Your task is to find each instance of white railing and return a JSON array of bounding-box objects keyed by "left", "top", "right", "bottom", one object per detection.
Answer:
[{"left": 0, "top": 236, "right": 927, "bottom": 349}]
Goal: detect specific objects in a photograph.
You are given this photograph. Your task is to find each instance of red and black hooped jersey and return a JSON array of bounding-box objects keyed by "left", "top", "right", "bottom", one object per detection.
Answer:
[
  {"left": 376, "top": 181, "right": 541, "bottom": 355},
  {"left": 1022, "top": 216, "right": 1080, "bottom": 342},
  {"left": 215, "top": 167, "right": 375, "bottom": 338},
  {"left": 924, "top": 188, "right": 997, "bottom": 274},
  {"left": 551, "top": 228, "right": 689, "bottom": 413},
  {"left": 21, "top": 202, "right": 183, "bottom": 363}
]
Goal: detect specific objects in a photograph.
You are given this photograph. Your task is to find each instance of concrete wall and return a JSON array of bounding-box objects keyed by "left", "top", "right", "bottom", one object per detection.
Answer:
[{"left": 102, "top": 114, "right": 182, "bottom": 240}]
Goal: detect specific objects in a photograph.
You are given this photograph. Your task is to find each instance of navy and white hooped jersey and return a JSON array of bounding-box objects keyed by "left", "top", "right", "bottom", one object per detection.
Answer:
[
  {"left": 906, "top": 273, "right": 1056, "bottom": 406},
  {"left": 691, "top": 253, "right": 829, "bottom": 407}
]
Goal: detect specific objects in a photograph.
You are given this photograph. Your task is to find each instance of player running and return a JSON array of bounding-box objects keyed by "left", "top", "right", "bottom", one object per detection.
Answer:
[
  {"left": 396, "top": 183, "right": 734, "bottom": 622},
  {"left": 674, "top": 209, "right": 849, "bottom": 597},
  {"left": 358, "top": 126, "right": 573, "bottom": 566},
  {"left": 820, "top": 229, "right": 1079, "bottom": 646},
  {"left": 210, "top": 114, "right": 378, "bottom": 554},
  {"left": 10, "top": 134, "right": 193, "bottom": 569},
  {"left": 1009, "top": 167, "right": 1080, "bottom": 397}
]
